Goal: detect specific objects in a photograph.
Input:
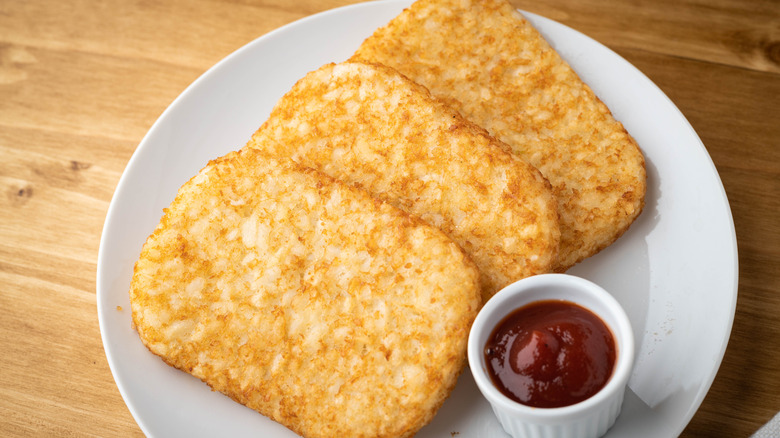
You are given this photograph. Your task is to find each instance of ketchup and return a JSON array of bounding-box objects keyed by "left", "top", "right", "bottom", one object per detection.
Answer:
[{"left": 484, "top": 300, "right": 616, "bottom": 408}]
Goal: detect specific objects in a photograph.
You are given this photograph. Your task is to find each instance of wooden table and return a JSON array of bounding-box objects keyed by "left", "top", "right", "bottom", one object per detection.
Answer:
[{"left": 1, "top": 0, "right": 777, "bottom": 436}]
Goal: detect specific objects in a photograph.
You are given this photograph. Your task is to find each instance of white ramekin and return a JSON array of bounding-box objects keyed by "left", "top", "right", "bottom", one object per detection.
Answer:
[{"left": 468, "top": 274, "right": 635, "bottom": 438}]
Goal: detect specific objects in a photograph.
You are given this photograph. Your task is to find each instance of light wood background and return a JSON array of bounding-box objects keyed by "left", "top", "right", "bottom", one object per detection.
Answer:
[{"left": 1, "top": 0, "right": 778, "bottom": 436}]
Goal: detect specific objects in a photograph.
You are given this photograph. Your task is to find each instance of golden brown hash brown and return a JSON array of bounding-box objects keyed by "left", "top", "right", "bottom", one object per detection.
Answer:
[
  {"left": 247, "top": 61, "right": 560, "bottom": 299},
  {"left": 130, "top": 148, "right": 481, "bottom": 438},
  {"left": 352, "top": 0, "right": 646, "bottom": 270}
]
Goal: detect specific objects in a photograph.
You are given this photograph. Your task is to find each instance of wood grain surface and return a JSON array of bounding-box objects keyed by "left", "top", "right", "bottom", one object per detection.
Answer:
[{"left": 1, "top": 0, "right": 778, "bottom": 436}]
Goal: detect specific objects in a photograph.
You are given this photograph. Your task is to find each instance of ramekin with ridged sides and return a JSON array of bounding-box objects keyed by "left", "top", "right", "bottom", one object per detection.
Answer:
[{"left": 468, "top": 274, "right": 635, "bottom": 438}]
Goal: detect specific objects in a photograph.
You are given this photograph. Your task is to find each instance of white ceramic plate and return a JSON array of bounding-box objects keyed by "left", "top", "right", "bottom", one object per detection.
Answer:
[{"left": 97, "top": 1, "right": 738, "bottom": 436}]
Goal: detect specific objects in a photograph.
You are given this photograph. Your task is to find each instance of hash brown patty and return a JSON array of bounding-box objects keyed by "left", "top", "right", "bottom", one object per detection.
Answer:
[
  {"left": 130, "top": 148, "right": 481, "bottom": 438},
  {"left": 248, "top": 61, "right": 560, "bottom": 299},
  {"left": 353, "top": 0, "right": 646, "bottom": 270}
]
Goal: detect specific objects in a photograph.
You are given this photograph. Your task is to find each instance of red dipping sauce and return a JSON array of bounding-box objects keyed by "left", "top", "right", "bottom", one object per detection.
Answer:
[{"left": 484, "top": 300, "right": 616, "bottom": 408}]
